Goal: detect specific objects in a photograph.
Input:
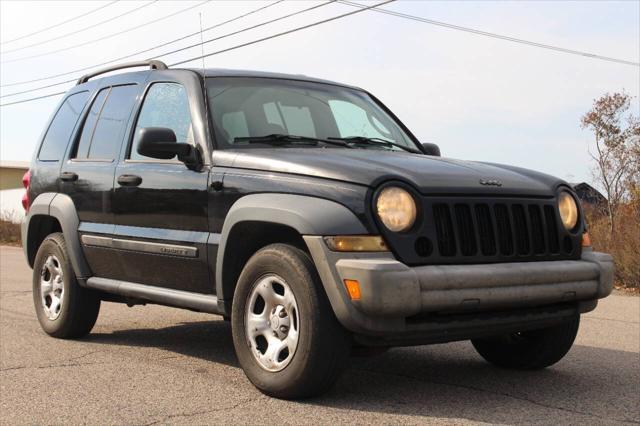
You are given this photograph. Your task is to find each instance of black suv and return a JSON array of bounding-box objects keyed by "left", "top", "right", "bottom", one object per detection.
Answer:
[{"left": 21, "top": 60, "right": 613, "bottom": 399}]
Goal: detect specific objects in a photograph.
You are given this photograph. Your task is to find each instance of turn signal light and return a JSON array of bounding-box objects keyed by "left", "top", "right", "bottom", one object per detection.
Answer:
[
  {"left": 344, "top": 279, "right": 361, "bottom": 300},
  {"left": 582, "top": 232, "right": 592, "bottom": 247},
  {"left": 324, "top": 236, "right": 388, "bottom": 252}
]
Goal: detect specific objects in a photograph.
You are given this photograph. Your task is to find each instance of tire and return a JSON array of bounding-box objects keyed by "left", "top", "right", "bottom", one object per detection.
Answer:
[
  {"left": 471, "top": 316, "right": 580, "bottom": 370},
  {"left": 32, "top": 232, "right": 101, "bottom": 339},
  {"left": 231, "top": 243, "right": 351, "bottom": 399}
]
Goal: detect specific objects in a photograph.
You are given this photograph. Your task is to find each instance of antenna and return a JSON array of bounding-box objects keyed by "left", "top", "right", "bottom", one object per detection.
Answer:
[
  {"left": 199, "top": 12, "right": 206, "bottom": 74},
  {"left": 198, "top": 12, "right": 212, "bottom": 155}
]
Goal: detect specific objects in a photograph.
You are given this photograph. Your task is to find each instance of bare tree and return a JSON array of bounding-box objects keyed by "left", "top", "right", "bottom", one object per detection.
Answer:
[{"left": 581, "top": 92, "right": 640, "bottom": 234}]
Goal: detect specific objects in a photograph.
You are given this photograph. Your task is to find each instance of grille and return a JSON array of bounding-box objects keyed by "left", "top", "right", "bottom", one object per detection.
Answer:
[{"left": 431, "top": 200, "right": 562, "bottom": 260}]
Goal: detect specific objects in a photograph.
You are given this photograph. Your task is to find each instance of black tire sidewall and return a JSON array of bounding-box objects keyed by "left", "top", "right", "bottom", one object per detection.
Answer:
[
  {"left": 32, "top": 233, "right": 99, "bottom": 338},
  {"left": 33, "top": 234, "right": 75, "bottom": 335},
  {"left": 231, "top": 244, "right": 349, "bottom": 398}
]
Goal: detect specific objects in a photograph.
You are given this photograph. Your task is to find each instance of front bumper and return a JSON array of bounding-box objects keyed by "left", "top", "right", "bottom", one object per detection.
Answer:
[{"left": 304, "top": 236, "right": 614, "bottom": 339}]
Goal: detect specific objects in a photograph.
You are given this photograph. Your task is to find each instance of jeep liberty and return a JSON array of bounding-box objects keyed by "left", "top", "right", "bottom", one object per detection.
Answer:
[{"left": 21, "top": 61, "right": 614, "bottom": 399}]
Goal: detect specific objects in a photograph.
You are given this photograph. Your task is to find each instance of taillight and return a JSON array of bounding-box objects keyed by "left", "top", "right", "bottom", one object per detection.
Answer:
[{"left": 21, "top": 170, "right": 31, "bottom": 212}]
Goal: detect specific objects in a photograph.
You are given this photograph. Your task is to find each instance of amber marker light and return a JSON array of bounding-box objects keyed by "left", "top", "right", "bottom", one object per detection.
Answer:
[
  {"left": 344, "top": 279, "right": 362, "bottom": 300},
  {"left": 582, "top": 232, "right": 592, "bottom": 247},
  {"left": 324, "top": 236, "right": 388, "bottom": 252}
]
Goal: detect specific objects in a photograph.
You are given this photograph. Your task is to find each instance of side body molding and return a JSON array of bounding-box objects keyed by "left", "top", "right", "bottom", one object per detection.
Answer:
[
  {"left": 23, "top": 192, "right": 91, "bottom": 280},
  {"left": 215, "top": 193, "right": 367, "bottom": 300}
]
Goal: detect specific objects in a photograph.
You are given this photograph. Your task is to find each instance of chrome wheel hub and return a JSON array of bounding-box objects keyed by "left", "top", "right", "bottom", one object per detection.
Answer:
[
  {"left": 245, "top": 275, "right": 299, "bottom": 372},
  {"left": 40, "top": 255, "right": 64, "bottom": 320}
]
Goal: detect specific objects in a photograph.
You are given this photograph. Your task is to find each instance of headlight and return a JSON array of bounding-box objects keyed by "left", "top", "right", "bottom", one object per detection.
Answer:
[
  {"left": 376, "top": 186, "right": 417, "bottom": 232},
  {"left": 558, "top": 191, "right": 579, "bottom": 231}
]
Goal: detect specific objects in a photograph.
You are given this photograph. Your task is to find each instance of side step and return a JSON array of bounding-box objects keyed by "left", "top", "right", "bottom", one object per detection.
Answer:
[{"left": 85, "top": 277, "right": 221, "bottom": 314}]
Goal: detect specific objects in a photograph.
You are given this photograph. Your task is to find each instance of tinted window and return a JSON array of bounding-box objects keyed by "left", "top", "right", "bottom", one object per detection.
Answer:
[
  {"left": 221, "top": 111, "right": 249, "bottom": 141},
  {"left": 75, "top": 88, "right": 109, "bottom": 159},
  {"left": 329, "top": 100, "right": 392, "bottom": 140},
  {"left": 75, "top": 85, "right": 138, "bottom": 160},
  {"left": 207, "top": 78, "right": 415, "bottom": 150},
  {"left": 130, "top": 83, "right": 193, "bottom": 160},
  {"left": 38, "top": 92, "right": 89, "bottom": 161}
]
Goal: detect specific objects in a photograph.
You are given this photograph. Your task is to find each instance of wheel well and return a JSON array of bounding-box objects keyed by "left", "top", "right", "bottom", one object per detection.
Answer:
[
  {"left": 221, "top": 221, "right": 307, "bottom": 307},
  {"left": 26, "top": 215, "right": 62, "bottom": 267}
]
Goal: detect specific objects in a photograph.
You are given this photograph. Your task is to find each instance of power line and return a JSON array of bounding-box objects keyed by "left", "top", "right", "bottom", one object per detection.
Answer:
[
  {"left": 338, "top": 0, "right": 640, "bottom": 68},
  {"left": 1, "top": 0, "right": 331, "bottom": 98},
  {"left": 0, "top": 0, "right": 284, "bottom": 89},
  {"left": 152, "top": 1, "right": 337, "bottom": 65},
  {"left": 10, "top": 0, "right": 635, "bottom": 91},
  {"left": 1, "top": 0, "right": 211, "bottom": 64},
  {"left": 0, "top": 91, "right": 66, "bottom": 107},
  {"left": 1, "top": 1, "right": 119, "bottom": 46},
  {"left": 170, "top": 0, "right": 394, "bottom": 67},
  {"left": 0, "top": 78, "right": 76, "bottom": 99},
  {"left": 1, "top": 1, "right": 158, "bottom": 55},
  {"left": 1, "top": 0, "right": 393, "bottom": 107}
]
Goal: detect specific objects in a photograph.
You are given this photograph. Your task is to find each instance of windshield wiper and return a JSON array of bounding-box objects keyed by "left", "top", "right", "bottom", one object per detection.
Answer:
[
  {"left": 234, "top": 134, "right": 352, "bottom": 148},
  {"left": 328, "top": 136, "right": 420, "bottom": 154}
]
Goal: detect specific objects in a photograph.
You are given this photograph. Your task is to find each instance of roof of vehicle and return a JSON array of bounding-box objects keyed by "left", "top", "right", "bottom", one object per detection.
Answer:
[
  {"left": 186, "top": 68, "right": 363, "bottom": 91},
  {"left": 73, "top": 61, "right": 363, "bottom": 92}
]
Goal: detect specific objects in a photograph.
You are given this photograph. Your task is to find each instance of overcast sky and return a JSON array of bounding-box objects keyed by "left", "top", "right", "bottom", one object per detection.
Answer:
[{"left": 1, "top": 0, "right": 638, "bottom": 185}]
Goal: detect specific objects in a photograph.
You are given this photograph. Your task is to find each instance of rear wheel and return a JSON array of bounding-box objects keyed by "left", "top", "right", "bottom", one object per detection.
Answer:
[
  {"left": 471, "top": 317, "right": 580, "bottom": 370},
  {"left": 231, "top": 244, "right": 351, "bottom": 399},
  {"left": 32, "top": 233, "right": 100, "bottom": 338}
]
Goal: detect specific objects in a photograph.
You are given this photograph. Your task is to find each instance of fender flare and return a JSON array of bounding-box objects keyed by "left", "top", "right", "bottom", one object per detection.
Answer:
[
  {"left": 214, "top": 193, "right": 367, "bottom": 299},
  {"left": 24, "top": 193, "right": 91, "bottom": 279}
]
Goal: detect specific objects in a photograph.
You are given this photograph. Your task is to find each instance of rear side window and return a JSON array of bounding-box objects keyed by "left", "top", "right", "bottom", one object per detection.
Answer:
[
  {"left": 75, "top": 88, "right": 109, "bottom": 158},
  {"left": 38, "top": 92, "right": 89, "bottom": 161},
  {"left": 74, "top": 85, "right": 138, "bottom": 160}
]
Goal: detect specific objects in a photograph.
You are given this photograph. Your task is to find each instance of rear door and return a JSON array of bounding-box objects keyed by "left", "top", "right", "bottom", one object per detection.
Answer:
[
  {"left": 111, "top": 74, "right": 211, "bottom": 293},
  {"left": 32, "top": 90, "right": 90, "bottom": 195},
  {"left": 61, "top": 83, "right": 140, "bottom": 278}
]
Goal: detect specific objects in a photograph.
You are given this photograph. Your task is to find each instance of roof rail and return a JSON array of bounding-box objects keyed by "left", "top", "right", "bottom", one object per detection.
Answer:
[{"left": 76, "top": 60, "right": 168, "bottom": 85}]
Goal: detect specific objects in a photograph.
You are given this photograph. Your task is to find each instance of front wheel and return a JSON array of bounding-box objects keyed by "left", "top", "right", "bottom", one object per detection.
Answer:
[
  {"left": 231, "top": 244, "right": 351, "bottom": 399},
  {"left": 471, "top": 316, "right": 580, "bottom": 370}
]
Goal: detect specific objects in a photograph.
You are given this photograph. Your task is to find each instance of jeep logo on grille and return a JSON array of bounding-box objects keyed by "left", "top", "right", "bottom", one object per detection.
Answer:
[{"left": 479, "top": 179, "right": 503, "bottom": 187}]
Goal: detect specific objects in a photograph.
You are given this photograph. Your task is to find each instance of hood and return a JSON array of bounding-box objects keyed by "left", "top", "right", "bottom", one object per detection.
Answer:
[{"left": 213, "top": 148, "right": 565, "bottom": 197}]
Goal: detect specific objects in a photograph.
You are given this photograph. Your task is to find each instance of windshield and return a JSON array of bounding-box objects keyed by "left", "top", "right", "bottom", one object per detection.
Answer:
[{"left": 206, "top": 77, "right": 418, "bottom": 151}]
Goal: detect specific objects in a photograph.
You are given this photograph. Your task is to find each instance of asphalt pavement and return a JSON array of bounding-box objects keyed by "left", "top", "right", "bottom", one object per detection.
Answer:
[{"left": 1, "top": 245, "right": 638, "bottom": 425}]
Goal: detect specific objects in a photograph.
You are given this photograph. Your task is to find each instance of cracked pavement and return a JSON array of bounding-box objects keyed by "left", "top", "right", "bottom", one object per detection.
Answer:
[{"left": 1, "top": 245, "right": 639, "bottom": 425}]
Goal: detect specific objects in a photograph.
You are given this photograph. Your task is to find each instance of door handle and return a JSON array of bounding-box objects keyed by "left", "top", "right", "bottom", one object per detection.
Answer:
[
  {"left": 117, "top": 174, "right": 142, "bottom": 187},
  {"left": 60, "top": 171, "right": 78, "bottom": 182}
]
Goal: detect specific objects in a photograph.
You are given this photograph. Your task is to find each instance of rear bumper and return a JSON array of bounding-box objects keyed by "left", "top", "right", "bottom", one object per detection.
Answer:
[{"left": 304, "top": 236, "right": 614, "bottom": 339}]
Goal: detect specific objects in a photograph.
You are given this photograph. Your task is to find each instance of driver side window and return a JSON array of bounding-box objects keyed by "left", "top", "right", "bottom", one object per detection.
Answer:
[{"left": 130, "top": 82, "right": 193, "bottom": 161}]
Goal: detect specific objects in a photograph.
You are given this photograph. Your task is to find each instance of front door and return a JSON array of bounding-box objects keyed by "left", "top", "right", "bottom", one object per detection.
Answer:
[{"left": 112, "top": 79, "right": 211, "bottom": 293}]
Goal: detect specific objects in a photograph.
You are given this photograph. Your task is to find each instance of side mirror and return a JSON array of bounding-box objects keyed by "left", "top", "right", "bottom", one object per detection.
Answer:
[
  {"left": 136, "top": 127, "right": 201, "bottom": 169},
  {"left": 421, "top": 142, "right": 441, "bottom": 157}
]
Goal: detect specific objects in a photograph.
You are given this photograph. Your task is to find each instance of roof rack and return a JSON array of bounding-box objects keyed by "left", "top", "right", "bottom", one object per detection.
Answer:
[{"left": 76, "top": 60, "right": 168, "bottom": 85}]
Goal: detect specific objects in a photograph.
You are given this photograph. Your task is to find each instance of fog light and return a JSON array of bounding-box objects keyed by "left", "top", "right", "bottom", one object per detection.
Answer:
[
  {"left": 324, "top": 236, "right": 388, "bottom": 252},
  {"left": 582, "top": 232, "right": 592, "bottom": 247},
  {"left": 344, "top": 279, "right": 361, "bottom": 300}
]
